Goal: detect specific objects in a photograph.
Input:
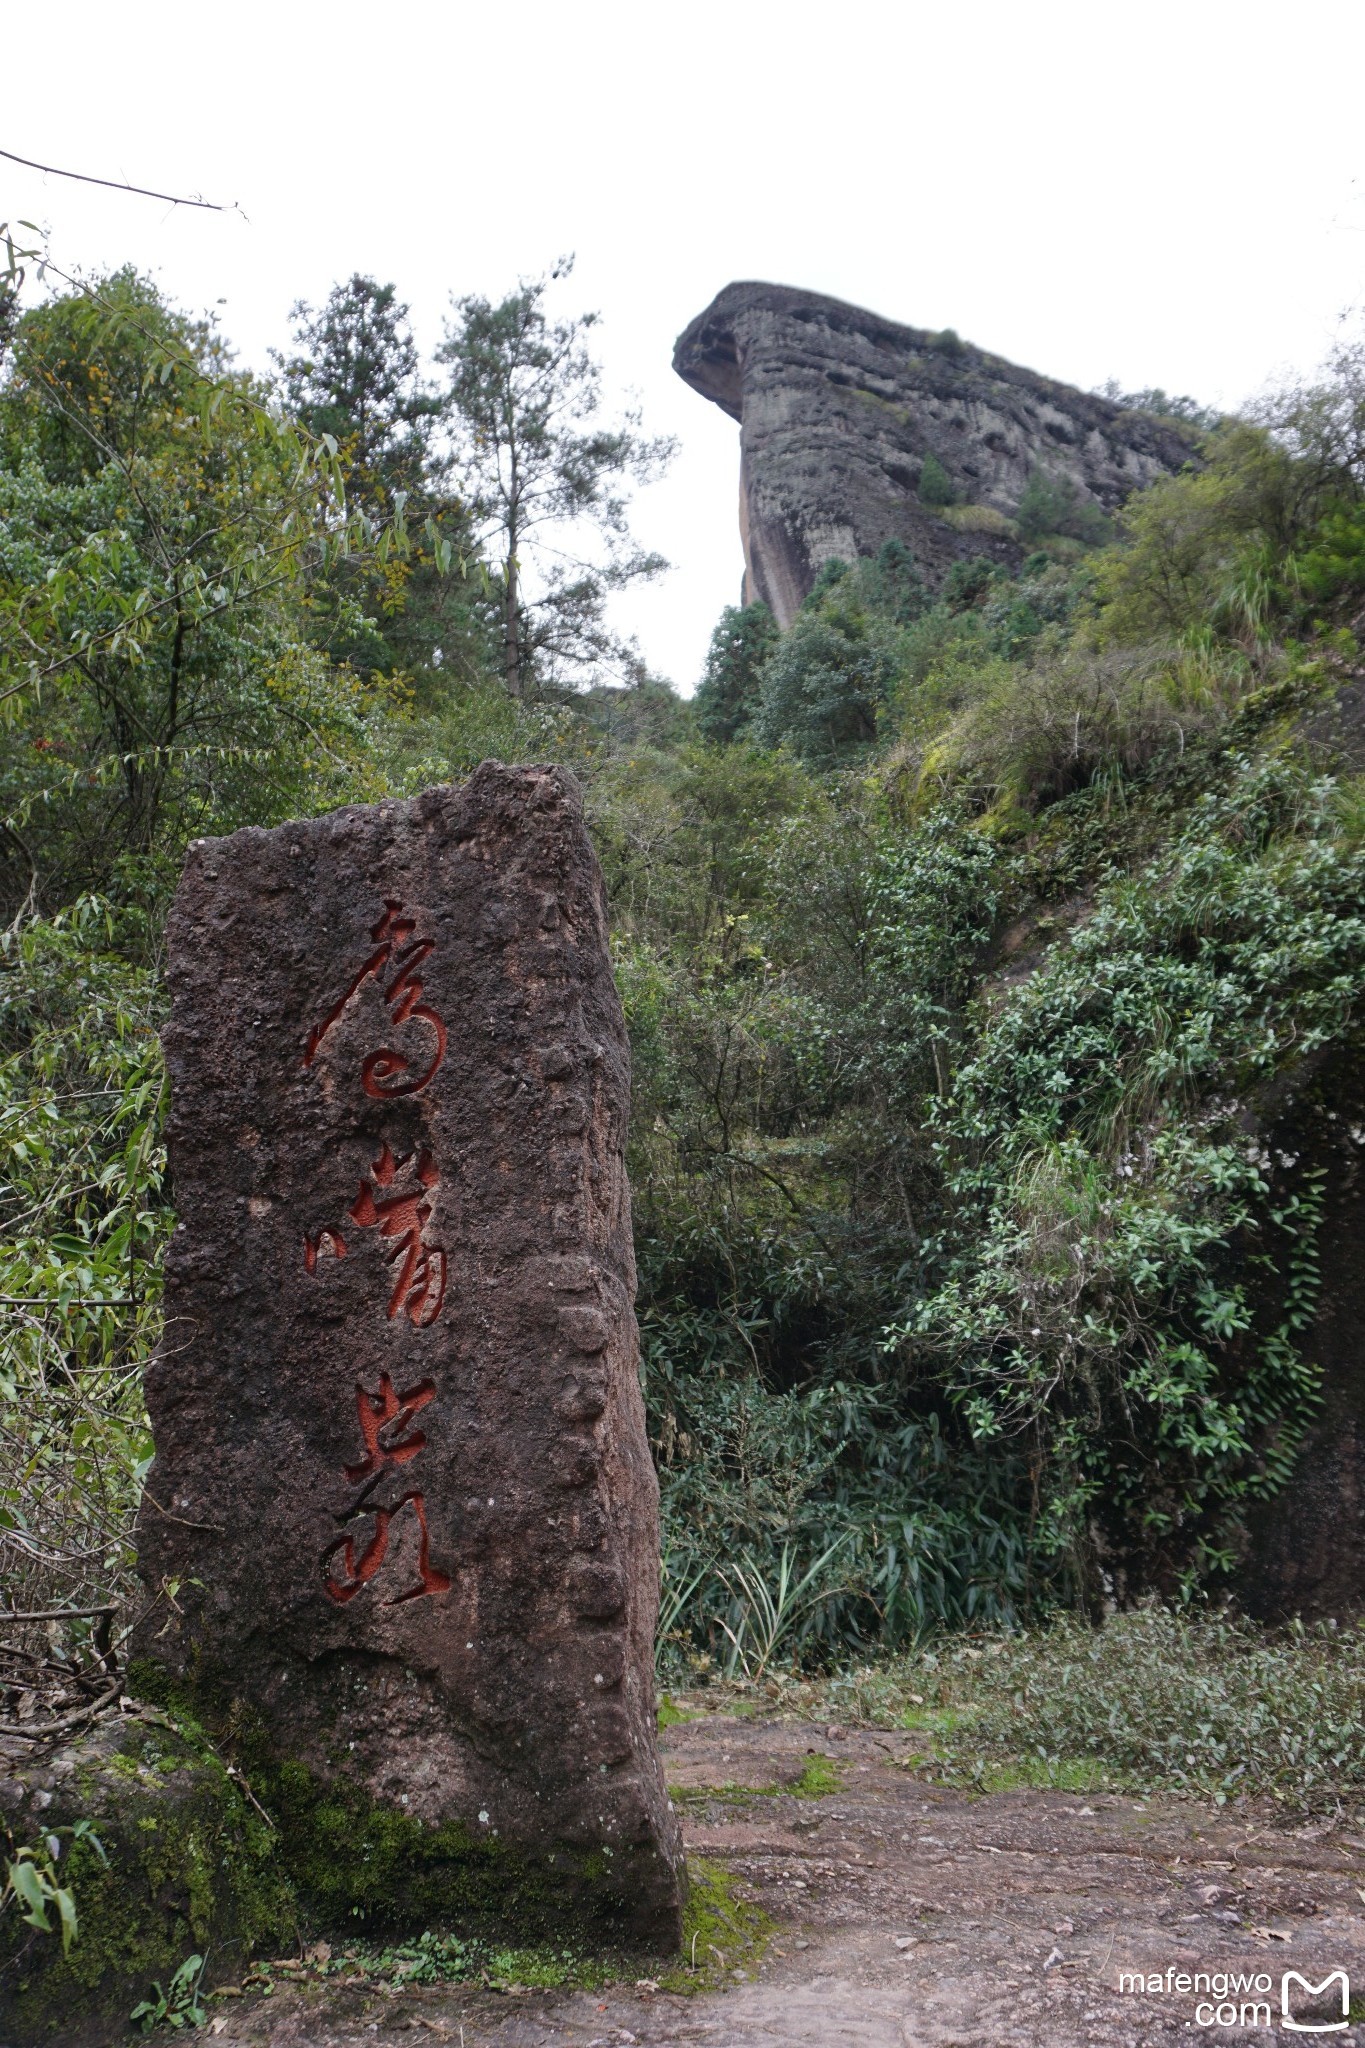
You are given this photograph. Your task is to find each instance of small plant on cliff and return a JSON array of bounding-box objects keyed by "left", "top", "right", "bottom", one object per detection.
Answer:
[
  {"left": 917, "top": 453, "right": 957, "bottom": 507},
  {"left": 1015, "top": 465, "right": 1110, "bottom": 545}
]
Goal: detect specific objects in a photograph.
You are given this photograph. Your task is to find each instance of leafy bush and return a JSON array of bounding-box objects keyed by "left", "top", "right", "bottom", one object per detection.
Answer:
[
  {"left": 0, "top": 903, "right": 167, "bottom": 1625},
  {"left": 753, "top": 606, "right": 898, "bottom": 765},
  {"left": 1094, "top": 421, "right": 1348, "bottom": 644},
  {"left": 902, "top": 753, "right": 1365, "bottom": 1593},
  {"left": 861, "top": 539, "right": 930, "bottom": 626},
  {"left": 940, "top": 558, "right": 998, "bottom": 611}
]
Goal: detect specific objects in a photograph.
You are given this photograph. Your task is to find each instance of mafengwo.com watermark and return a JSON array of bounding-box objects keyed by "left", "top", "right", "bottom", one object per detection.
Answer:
[{"left": 1119, "top": 1964, "right": 1354, "bottom": 2031}]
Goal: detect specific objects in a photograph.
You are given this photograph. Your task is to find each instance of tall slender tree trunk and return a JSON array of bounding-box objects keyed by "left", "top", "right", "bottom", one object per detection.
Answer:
[
  {"left": 503, "top": 449, "right": 522, "bottom": 697},
  {"left": 503, "top": 536, "right": 521, "bottom": 700}
]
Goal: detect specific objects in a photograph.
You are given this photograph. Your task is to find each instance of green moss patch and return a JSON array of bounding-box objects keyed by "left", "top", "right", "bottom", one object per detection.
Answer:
[
  {"left": 668, "top": 1750, "right": 843, "bottom": 1812},
  {"left": 230, "top": 1927, "right": 615, "bottom": 1998},
  {"left": 128, "top": 1661, "right": 676, "bottom": 1944},
  {"left": 0, "top": 1712, "right": 291, "bottom": 2046},
  {"left": 656, "top": 1861, "right": 772, "bottom": 1992},
  {"left": 788, "top": 1754, "right": 843, "bottom": 1799},
  {"left": 252, "top": 1751, "right": 594, "bottom": 1939},
  {"left": 656, "top": 1694, "right": 699, "bottom": 1730}
]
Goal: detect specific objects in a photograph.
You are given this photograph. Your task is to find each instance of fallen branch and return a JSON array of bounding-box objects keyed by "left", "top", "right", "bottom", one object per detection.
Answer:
[
  {"left": 0, "top": 1604, "right": 116, "bottom": 1625},
  {"left": 1, "top": 1679, "right": 120, "bottom": 1742}
]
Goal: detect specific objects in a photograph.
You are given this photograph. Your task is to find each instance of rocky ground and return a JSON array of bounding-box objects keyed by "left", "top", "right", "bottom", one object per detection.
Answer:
[{"left": 201, "top": 1697, "right": 1365, "bottom": 2047}]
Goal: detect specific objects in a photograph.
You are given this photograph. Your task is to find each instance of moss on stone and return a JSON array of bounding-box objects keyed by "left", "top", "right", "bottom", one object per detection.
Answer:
[
  {"left": 253, "top": 1750, "right": 573, "bottom": 1937},
  {"left": 655, "top": 1694, "right": 698, "bottom": 1729},
  {"left": 0, "top": 1710, "right": 292, "bottom": 2047},
  {"left": 127, "top": 1659, "right": 663, "bottom": 1945},
  {"left": 788, "top": 1754, "right": 843, "bottom": 1799}
]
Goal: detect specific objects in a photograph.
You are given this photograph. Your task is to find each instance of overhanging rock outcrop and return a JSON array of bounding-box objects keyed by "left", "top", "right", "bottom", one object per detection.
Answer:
[
  {"left": 135, "top": 763, "right": 685, "bottom": 1946},
  {"left": 674, "top": 281, "right": 1195, "bottom": 625}
]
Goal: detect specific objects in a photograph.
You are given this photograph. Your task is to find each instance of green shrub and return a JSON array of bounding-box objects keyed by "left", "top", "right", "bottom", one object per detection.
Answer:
[
  {"left": 900, "top": 752, "right": 1365, "bottom": 1591},
  {"left": 1015, "top": 467, "right": 1111, "bottom": 546},
  {"left": 0, "top": 901, "right": 167, "bottom": 1620},
  {"left": 1094, "top": 422, "right": 1336, "bottom": 643},
  {"left": 801, "top": 558, "right": 850, "bottom": 608},
  {"left": 862, "top": 538, "right": 930, "bottom": 625},
  {"left": 917, "top": 454, "right": 956, "bottom": 507},
  {"left": 752, "top": 614, "right": 895, "bottom": 765},
  {"left": 927, "top": 639, "right": 1254, "bottom": 811},
  {"left": 940, "top": 558, "right": 996, "bottom": 610},
  {"left": 695, "top": 603, "right": 779, "bottom": 743}
]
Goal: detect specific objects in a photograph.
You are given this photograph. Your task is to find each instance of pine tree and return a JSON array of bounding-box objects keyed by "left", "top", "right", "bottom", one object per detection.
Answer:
[{"left": 695, "top": 603, "right": 778, "bottom": 742}]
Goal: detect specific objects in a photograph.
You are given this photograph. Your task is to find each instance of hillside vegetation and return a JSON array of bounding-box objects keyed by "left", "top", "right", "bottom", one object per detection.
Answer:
[{"left": 4, "top": 266, "right": 1365, "bottom": 1688}]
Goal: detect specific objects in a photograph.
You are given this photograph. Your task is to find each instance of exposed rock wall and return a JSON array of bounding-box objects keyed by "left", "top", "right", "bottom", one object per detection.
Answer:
[{"left": 674, "top": 281, "right": 1195, "bottom": 625}]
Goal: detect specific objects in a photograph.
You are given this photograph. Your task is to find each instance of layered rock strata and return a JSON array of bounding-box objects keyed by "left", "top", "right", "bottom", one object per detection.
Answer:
[
  {"left": 674, "top": 281, "right": 1195, "bottom": 624},
  {"left": 135, "top": 762, "right": 684, "bottom": 1945}
]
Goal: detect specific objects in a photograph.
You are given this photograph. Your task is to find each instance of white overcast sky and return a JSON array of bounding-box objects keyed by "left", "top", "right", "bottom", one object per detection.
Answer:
[{"left": 5, "top": 0, "right": 1365, "bottom": 691}]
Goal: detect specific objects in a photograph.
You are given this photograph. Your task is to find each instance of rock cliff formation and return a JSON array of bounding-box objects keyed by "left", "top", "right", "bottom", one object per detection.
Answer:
[{"left": 674, "top": 281, "right": 1196, "bottom": 625}]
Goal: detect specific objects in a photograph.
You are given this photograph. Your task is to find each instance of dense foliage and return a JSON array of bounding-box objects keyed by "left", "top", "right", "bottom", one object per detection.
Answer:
[{"left": 4, "top": 262, "right": 1365, "bottom": 1680}]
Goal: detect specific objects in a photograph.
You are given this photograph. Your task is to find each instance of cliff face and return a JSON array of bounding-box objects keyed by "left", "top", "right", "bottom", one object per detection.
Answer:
[{"left": 674, "top": 281, "right": 1195, "bottom": 625}]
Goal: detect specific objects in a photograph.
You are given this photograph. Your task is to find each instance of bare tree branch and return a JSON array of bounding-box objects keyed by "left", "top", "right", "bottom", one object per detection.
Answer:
[{"left": 0, "top": 147, "right": 239, "bottom": 214}]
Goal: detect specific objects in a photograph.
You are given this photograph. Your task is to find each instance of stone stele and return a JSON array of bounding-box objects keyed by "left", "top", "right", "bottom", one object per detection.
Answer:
[{"left": 135, "top": 762, "right": 685, "bottom": 1946}]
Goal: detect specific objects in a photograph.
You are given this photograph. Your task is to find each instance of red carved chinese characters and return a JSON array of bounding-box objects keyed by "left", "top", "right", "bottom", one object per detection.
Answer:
[
  {"left": 321, "top": 1374, "right": 452, "bottom": 1606},
  {"left": 302, "top": 900, "right": 452, "bottom": 1608},
  {"left": 304, "top": 1145, "right": 448, "bottom": 1327},
  {"left": 304, "top": 900, "right": 448, "bottom": 1098}
]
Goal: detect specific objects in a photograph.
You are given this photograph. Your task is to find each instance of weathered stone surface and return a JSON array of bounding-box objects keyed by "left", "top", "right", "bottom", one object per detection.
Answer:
[
  {"left": 135, "top": 762, "right": 685, "bottom": 1944},
  {"left": 674, "top": 281, "right": 1195, "bottom": 625},
  {"left": 0, "top": 1709, "right": 289, "bottom": 2048}
]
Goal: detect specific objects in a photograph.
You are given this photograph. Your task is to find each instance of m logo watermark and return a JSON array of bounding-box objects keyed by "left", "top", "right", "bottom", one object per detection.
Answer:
[
  {"left": 1118, "top": 1963, "right": 1352, "bottom": 2031},
  {"left": 1282, "top": 1969, "right": 1350, "bottom": 2033}
]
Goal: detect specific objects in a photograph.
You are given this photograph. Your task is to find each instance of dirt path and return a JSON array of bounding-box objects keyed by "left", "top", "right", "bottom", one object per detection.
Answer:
[{"left": 212, "top": 1701, "right": 1365, "bottom": 2045}]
